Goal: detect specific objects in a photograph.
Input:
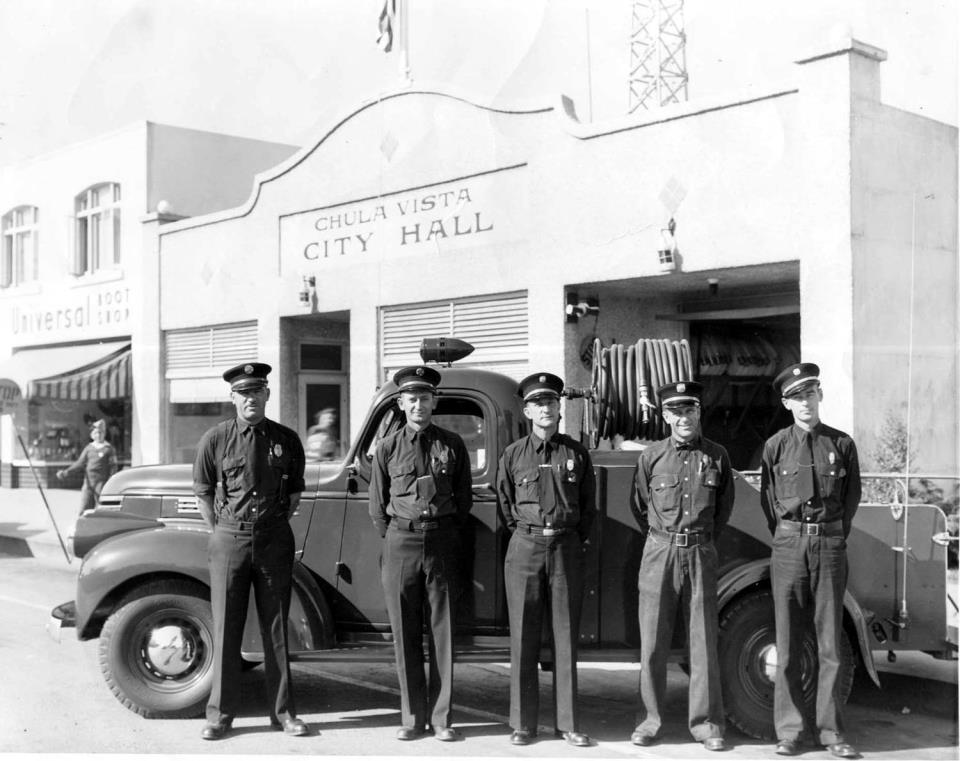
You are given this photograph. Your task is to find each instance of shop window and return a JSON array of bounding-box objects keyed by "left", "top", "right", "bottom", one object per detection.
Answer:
[
  {"left": 73, "top": 182, "right": 121, "bottom": 276},
  {"left": 24, "top": 398, "right": 131, "bottom": 465},
  {"left": 1, "top": 205, "right": 39, "bottom": 288},
  {"left": 170, "top": 402, "right": 235, "bottom": 464}
]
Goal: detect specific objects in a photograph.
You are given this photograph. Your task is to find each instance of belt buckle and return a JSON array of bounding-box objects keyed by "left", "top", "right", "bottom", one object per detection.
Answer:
[
  {"left": 542, "top": 527, "right": 557, "bottom": 537},
  {"left": 803, "top": 523, "right": 821, "bottom": 536},
  {"left": 674, "top": 532, "right": 689, "bottom": 547}
]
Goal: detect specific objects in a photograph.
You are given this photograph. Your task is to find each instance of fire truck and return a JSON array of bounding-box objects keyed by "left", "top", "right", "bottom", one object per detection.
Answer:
[{"left": 50, "top": 338, "right": 956, "bottom": 740}]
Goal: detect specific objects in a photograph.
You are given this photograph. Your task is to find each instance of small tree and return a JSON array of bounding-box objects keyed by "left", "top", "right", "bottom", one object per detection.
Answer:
[{"left": 862, "top": 411, "right": 949, "bottom": 508}]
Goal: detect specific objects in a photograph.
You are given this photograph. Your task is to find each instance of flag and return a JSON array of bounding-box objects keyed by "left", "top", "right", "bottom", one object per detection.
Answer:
[{"left": 376, "top": 0, "right": 396, "bottom": 53}]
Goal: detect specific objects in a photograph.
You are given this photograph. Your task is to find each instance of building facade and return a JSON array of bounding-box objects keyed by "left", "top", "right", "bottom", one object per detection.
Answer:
[
  {"left": 0, "top": 123, "right": 297, "bottom": 485},
  {"left": 148, "top": 38, "right": 958, "bottom": 475}
]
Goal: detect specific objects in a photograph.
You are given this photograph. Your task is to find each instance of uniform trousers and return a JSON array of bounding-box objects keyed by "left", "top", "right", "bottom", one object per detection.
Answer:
[
  {"left": 637, "top": 534, "right": 724, "bottom": 741},
  {"left": 771, "top": 522, "right": 848, "bottom": 745},
  {"left": 207, "top": 521, "right": 295, "bottom": 725},
  {"left": 381, "top": 523, "right": 460, "bottom": 730},
  {"left": 504, "top": 530, "right": 583, "bottom": 734}
]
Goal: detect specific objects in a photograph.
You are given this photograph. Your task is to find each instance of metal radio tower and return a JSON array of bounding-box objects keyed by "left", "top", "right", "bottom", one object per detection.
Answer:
[{"left": 628, "top": 0, "right": 688, "bottom": 113}]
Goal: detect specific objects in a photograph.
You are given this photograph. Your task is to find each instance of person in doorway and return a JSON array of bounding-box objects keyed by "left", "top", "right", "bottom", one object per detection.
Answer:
[
  {"left": 369, "top": 365, "right": 473, "bottom": 742},
  {"left": 305, "top": 407, "right": 339, "bottom": 461},
  {"left": 192, "top": 362, "right": 310, "bottom": 741},
  {"left": 496, "top": 372, "right": 595, "bottom": 748},
  {"left": 56, "top": 418, "right": 117, "bottom": 514},
  {"left": 761, "top": 363, "right": 861, "bottom": 759},
  {"left": 631, "top": 381, "right": 733, "bottom": 752}
]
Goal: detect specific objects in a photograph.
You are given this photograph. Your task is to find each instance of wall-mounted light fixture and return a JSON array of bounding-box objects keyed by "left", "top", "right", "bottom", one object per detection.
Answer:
[
  {"left": 566, "top": 292, "right": 600, "bottom": 323},
  {"left": 298, "top": 276, "right": 316, "bottom": 309},
  {"left": 658, "top": 217, "right": 678, "bottom": 272}
]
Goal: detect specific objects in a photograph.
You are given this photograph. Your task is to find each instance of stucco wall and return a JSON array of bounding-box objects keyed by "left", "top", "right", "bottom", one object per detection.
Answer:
[{"left": 851, "top": 101, "right": 959, "bottom": 473}]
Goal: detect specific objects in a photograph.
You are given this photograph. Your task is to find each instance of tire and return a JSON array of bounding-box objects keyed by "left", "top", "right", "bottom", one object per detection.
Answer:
[
  {"left": 718, "top": 590, "right": 855, "bottom": 740},
  {"left": 98, "top": 581, "right": 214, "bottom": 719}
]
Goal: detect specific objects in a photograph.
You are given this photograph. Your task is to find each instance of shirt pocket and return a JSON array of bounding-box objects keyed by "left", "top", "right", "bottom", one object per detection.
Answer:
[
  {"left": 221, "top": 456, "right": 247, "bottom": 493},
  {"left": 817, "top": 465, "right": 846, "bottom": 500},
  {"left": 514, "top": 467, "right": 541, "bottom": 507},
  {"left": 701, "top": 468, "right": 719, "bottom": 488},
  {"left": 774, "top": 461, "right": 799, "bottom": 501},
  {"left": 430, "top": 447, "right": 454, "bottom": 497},
  {"left": 650, "top": 473, "right": 682, "bottom": 511},
  {"left": 388, "top": 462, "right": 417, "bottom": 498}
]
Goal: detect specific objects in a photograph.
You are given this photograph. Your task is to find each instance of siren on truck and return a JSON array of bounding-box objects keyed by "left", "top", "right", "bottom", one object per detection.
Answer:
[{"left": 419, "top": 337, "right": 475, "bottom": 365}]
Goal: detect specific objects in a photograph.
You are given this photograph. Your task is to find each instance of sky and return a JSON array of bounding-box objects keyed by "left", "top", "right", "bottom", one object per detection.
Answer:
[{"left": 0, "top": 0, "right": 955, "bottom": 167}]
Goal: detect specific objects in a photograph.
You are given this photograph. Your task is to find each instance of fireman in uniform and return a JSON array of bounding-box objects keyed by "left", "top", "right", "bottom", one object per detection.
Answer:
[
  {"left": 761, "top": 363, "right": 861, "bottom": 759},
  {"left": 192, "top": 362, "right": 309, "bottom": 740},
  {"left": 631, "top": 380, "right": 733, "bottom": 752},
  {"left": 369, "top": 365, "right": 473, "bottom": 742},
  {"left": 496, "top": 372, "right": 595, "bottom": 748}
]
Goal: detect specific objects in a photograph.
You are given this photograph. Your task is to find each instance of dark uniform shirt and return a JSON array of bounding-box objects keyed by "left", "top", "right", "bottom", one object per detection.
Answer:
[
  {"left": 193, "top": 417, "right": 306, "bottom": 524},
  {"left": 497, "top": 432, "right": 597, "bottom": 542},
  {"left": 633, "top": 435, "right": 734, "bottom": 538},
  {"left": 369, "top": 423, "right": 473, "bottom": 536},
  {"left": 760, "top": 422, "right": 861, "bottom": 537}
]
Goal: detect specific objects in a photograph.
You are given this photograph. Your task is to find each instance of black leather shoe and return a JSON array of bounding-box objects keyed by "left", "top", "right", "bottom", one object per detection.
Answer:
[
  {"left": 279, "top": 718, "right": 309, "bottom": 737},
  {"left": 435, "top": 727, "right": 463, "bottom": 742},
  {"left": 775, "top": 739, "right": 801, "bottom": 756},
  {"left": 631, "top": 729, "right": 656, "bottom": 746},
  {"left": 827, "top": 742, "right": 860, "bottom": 759},
  {"left": 704, "top": 737, "right": 729, "bottom": 751},
  {"left": 201, "top": 720, "right": 231, "bottom": 740},
  {"left": 510, "top": 730, "right": 536, "bottom": 745},
  {"left": 556, "top": 730, "right": 591, "bottom": 747},
  {"left": 396, "top": 726, "right": 428, "bottom": 741}
]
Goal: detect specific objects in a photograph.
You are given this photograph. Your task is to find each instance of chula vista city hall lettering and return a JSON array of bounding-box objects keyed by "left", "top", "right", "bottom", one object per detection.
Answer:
[{"left": 300, "top": 186, "right": 493, "bottom": 260}]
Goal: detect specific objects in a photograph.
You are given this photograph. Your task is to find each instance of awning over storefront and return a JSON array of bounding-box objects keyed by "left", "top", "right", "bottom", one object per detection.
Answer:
[{"left": 0, "top": 340, "right": 131, "bottom": 401}]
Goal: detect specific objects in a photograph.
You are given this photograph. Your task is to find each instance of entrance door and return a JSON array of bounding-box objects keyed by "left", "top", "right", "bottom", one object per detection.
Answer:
[{"left": 298, "top": 374, "right": 348, "bottom": 461}]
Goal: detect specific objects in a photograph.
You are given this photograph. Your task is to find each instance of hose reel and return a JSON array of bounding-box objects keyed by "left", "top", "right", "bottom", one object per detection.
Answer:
[{"left": 573, "top": 337, "right": 694, "bottom": 446}]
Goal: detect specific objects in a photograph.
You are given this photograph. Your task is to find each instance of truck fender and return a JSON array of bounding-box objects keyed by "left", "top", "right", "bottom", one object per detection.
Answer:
[
  {"left": 717, "top": 558, "right": 881, "bottom": 688},
  {"left": 76, "top": 525, "right": 210, "bottom": 638},
  {"left": 843, "top": 588, "right": 881, "bottom": 687}
]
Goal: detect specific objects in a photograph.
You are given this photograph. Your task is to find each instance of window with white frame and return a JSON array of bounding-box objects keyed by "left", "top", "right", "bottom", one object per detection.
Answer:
[
  {"left": 74, "top": 182, "right": 121, "bottom": 275},
  {"left": 1, "top": 205, "right": 39, "bottom": 288}
]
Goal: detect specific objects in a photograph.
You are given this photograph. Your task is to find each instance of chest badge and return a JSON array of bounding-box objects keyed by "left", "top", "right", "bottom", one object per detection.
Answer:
[{"left": 273, "top": 443, "right": 283, "bottom": 457}]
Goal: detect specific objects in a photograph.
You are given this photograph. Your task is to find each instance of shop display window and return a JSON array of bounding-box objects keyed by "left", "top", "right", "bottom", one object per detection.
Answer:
[
  {"left": 170, "top": 402, "right": 234, "bottom": 464},
  {"left": 23, "top": 397, "right": 130, "bottom": 465}
]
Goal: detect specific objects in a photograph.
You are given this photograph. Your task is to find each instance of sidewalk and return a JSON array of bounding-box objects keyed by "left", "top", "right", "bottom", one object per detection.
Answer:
[{"left": 0, "top": 485, "right": 82, "bottom": 568}]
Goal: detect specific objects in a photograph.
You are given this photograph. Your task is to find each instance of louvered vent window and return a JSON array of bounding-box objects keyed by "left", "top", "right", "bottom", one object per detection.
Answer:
[
  {"left": 165, "top": 322, "right": 258, "bottom": 375},
  {"left": 380, "top": 292, "right": 528, "bottom": 381}
]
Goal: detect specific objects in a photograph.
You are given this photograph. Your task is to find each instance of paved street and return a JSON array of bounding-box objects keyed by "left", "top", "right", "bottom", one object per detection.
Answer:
[{"left": 0, "top": 532, "right": 956, "bottom": 758}]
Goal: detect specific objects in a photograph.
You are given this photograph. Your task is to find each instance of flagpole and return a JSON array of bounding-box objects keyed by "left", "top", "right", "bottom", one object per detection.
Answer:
[{"left": 400, "top": 0, "right": 411, "bottom": 84}]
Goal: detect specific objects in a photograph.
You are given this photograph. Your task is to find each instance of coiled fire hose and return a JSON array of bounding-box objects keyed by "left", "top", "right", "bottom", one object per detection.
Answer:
[{"left": 580, "top": 337, "right": 693, "bottom": 444}]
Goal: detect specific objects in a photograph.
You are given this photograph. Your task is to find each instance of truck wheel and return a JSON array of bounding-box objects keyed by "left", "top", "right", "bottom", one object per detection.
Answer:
[
  {"left": 718, "top": 590, "right": 855, "bottom": 740},
  {"left": 98, "top": 581, "right": 213, "bottom": 719}
]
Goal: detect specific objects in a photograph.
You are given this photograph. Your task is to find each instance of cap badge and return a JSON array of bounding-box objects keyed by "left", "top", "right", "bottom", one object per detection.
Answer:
[
  {"left": 416, "top": 367, "right": 424, "bottom": 376},
  {"left": 792, "top": 368, "right": 801, "bottom": 376},
  {"left": 244, "top": 364, "right": 254, "bottom": 374},
  {"left": 539, "top": 375, "right": 546, "bottom": 382},
  {"left": 677, "top": 383, "right": 686, "bottom": 393},
  {"left": 273, "top": 443, "right": 283, "bottom": 457}
]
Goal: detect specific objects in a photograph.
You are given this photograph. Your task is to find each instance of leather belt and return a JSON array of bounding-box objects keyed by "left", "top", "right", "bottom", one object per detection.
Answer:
[
  {"left": 391, "top": 516, "right": 456, "bottom": 532},
  {"left": 779, "top": 519, "right": 843, "bottom": 537},
  {"left": 517, "top": 523, "right": 571, "bottom": 537},
  {"left": 649, "top": 527, "right": 711, "bottom": 547},
  {"left": 216, "top": 516, "right": 284, "bottom": 533}
]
